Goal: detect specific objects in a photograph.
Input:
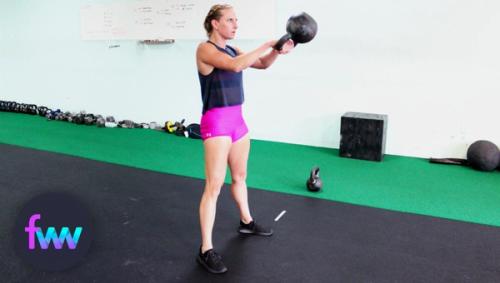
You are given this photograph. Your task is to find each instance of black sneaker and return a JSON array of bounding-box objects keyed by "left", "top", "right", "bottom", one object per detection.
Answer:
[
  {"left": 197, "top": 247, "right": 228, "bottom": 274},
  {"left": 238, "top": 220, "right": 273, "bottom": 236}
]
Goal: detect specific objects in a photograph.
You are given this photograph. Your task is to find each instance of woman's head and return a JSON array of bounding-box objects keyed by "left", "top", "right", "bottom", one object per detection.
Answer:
[{"left": 204, "top": 4, "right": 237, "bottom": 39}]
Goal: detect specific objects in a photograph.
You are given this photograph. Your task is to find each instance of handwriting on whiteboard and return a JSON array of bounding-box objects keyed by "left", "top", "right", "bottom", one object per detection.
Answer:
[{"left": 81, "top": 0, "right": 275, "bottom": 40}]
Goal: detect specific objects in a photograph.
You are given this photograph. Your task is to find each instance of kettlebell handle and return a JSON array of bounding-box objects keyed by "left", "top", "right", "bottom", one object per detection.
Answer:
[
  {"left": 311, "top": 167, "right": 320, "bottom": 179},
  {"left": 274, "top": 34, "right": 292, "bottom": 51}
]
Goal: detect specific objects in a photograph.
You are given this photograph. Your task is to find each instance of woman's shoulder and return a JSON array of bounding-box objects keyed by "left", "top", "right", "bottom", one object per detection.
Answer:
[
  {"left": 197, "top": 41, "right": 209, "bottom": 50},
  {"left": 197, "top": 42, "right": 210, "bottom": 59},
  {"left": 197, "top": 41, "right": 217, "bottom": 55}
]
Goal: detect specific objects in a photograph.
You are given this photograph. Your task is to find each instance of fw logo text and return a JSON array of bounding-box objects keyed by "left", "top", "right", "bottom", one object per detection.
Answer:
[{"left": 24, "top": 214, "right": 83, "bottom": 250}]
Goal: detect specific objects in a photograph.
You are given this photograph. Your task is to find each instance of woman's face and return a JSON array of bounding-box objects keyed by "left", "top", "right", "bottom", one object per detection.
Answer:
[{"left": 213, "top": 8, "right": 238, "bottom": 39}]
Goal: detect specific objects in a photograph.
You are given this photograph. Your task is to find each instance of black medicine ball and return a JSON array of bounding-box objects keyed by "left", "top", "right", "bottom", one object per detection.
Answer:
[{"left": 466, "top": 140, "right": 500, "bottom": 172}]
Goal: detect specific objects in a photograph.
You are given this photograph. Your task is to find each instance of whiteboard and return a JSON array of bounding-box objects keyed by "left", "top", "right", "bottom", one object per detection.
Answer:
[{"left": 81, "top": 0, "right": 276, "bottom": 40}]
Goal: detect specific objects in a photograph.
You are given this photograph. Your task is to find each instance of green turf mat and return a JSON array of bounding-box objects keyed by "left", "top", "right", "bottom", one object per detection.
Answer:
[{"left": 1, "top": 112, "right": 499, "bottom": 226}]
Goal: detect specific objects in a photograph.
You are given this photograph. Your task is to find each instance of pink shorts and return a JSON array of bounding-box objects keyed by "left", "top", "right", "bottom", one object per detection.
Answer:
[{"left": 200, "top": 105, "right": 248, "bottom": 142}]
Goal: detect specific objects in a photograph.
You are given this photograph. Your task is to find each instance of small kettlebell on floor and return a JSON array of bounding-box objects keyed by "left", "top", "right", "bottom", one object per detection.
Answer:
[{"left": 306, "top": 166, "right": 322, "bottom": 192}]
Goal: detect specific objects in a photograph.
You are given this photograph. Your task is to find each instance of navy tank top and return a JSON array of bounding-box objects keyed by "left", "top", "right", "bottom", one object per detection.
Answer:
[{"left": 198, "top": 41, "right": 244, "bottom": 114}]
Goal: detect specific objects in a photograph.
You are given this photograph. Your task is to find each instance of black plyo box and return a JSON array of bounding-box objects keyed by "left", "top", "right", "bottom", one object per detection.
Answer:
[{"left": 339, "top": 112, "right": 388, "bottom": 162}]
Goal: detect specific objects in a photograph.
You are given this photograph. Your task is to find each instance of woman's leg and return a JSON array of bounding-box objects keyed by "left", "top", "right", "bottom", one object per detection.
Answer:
[
  {"left": 228, "top": 134, "right": 253, "bottom": 223},
  {"left": 200, "top": 136, "right": 232, "bottom": 253}
]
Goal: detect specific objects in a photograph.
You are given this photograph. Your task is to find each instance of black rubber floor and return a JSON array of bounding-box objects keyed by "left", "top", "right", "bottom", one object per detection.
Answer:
[{"left": 1, "top": 143, "right": 500, "bottom": 282}]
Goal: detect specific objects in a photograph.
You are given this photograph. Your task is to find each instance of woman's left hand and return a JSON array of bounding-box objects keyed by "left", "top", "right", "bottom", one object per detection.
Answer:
[{"left": 278, "top": 39, "right": 294, "bottom": 54}]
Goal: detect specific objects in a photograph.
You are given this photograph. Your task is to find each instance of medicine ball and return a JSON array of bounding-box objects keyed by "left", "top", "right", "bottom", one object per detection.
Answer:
[{"left": 466, "top": 140, "right": 500, "bottom": 172}]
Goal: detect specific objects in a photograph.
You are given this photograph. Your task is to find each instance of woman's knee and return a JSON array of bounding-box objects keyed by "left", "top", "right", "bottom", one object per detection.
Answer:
[
  {"left": 231, "top": 172, "right": 247, "bottom": 185},
  {"left": 204, "top": 179, "right": 225, "bottom": 198}
]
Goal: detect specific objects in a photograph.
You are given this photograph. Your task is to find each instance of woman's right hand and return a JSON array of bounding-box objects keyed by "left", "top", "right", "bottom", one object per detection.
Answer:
[{"left": 278, "top": 39, "right": 294, "bottom": 54}]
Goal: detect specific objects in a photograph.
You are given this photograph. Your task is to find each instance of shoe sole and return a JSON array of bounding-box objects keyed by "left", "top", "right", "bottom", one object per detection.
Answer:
[
  {"left": 196, "top": 256, "right": 228, "bottom": 274},
  {"left": 238, "top": 228, "right": 274, "bottom": 236}
]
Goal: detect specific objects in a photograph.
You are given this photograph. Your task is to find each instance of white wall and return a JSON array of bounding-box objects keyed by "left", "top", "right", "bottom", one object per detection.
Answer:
[{"left": 1, "top": 0, "right": 499, "bottom": 158}]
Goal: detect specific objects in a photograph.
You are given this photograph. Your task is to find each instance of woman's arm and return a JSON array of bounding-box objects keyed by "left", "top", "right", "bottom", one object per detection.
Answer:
[
  {"left": 197, "top": 41, "right": 276, "bottom": 73},
  {"left": 240, "top": 39, "right": 295, "bottom": 70},
  {"left": 249, "top": 49, "right": 279, "bottom": 69}
]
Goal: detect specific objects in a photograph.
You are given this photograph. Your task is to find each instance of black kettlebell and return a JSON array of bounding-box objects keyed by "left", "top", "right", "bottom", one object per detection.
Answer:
[
  {"left": 84, "top": 114, "right": 96, "bottom": 125},
  {"left": 186, "top": 123, "right": 202, "bottom": 139},
  {"left": 306, "top": 167, "right": 322, "bottom": 192},
  {"left": 73, "top": 113, "right": 84, "bottom": 124},
  {"left": 37, "top": 106, "right": 49, "bottom": 117},
  {"left": 275, "top": 12, "right": 318, "bottom": 51},
  {"left": 27, "top": 104, "right": 38, "bottom": 115},
  {"left": 174, "top": 119, "right": 187, "bottom": 136}
]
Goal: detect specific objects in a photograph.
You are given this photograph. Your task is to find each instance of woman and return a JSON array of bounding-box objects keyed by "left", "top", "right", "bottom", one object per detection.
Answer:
[{"left": 196, "top": 4, "right": 294, "bottom": 274}]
